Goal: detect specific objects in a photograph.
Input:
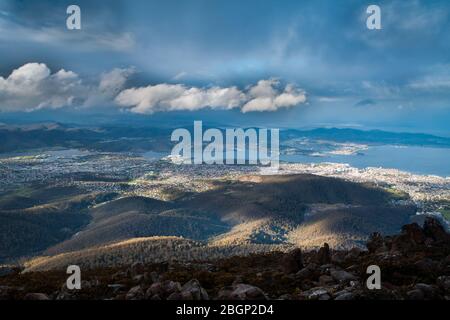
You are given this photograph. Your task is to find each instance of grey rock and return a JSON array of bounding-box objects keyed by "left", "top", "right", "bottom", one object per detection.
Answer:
[
  {"left": 126, "top": 286, "right": 144, "bottom": 300},
  {"left": 295, "top": 267, "right": 312, "bottom": 280},
  {"left": 316, "top": 243, "right": 331, "bottom": 265},
  {"left": 407, "top": 289, "right": 424, "bottom": 300},
  {"left": 180, "top": 279, "right": 209, "bottom": 300},
  {"left": 303, "top": 287, "right": 329, "bottom": 300},
  {"left": 218, "top": 284, "right": 267, "bottom": 300},
  {"left": 318, "top": 293, "right": 331, "bottom": 300},
  {"left": 330, "top": 270, "right": 358, "bottom": 283},
  {"left": 108, "top": 284, "right": 126, "bottom": 294},
  {"left": 319, "top": 275, "right": 334, "bottom": 286},
  {"left": 281, "top": 248, "right": 304, "bottom": 274},
  {"left": 24, "top": 293, "right": 50, "bottom": 300},
  {"left": 335, "top": 292, "right": 355, "bottom": 300},
  {"left": 167, "top": 292, "right": 183, "bottom": 300},
  {"left": 133, "top": 274, "right": 145, "bottom": 283},
  {"left": 414, "top": 283, "right": 436, "bottom": 298},
  {"left": 437, "top": 276, "right": 450, "bottom": 291},
  {"left": 145, "top": 280, "right": 181, "bottom": 299}
]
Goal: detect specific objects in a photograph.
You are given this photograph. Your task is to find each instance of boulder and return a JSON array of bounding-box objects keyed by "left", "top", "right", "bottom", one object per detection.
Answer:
[
  {"left": 302, "top": 287, "right": 330, "bottom": 300},
  {"left": 167, "top": 292, "right": 183, "bottom": 300},
  {"left": 295, "top": 263, "right": 318, "bottom": 280},
  {"left": 423, "top": 217, "right": 449, "bottom": 242},
  {"left": 413, "top": 258, "right": 439, "bottom": 274},
  {"left": 108, "top": 284, "right": 126, "bottom": 294},
  {"left": 281, "top": 248, "right": 304, "bottom": 274},
  {"left": 366, "top": 232, "right": 385, "bottom": 253},
  {"left": 24, "top": 293, "right": 50, "bottom": 300},
  {"left": 330, "top": 270, "right": 358, "bottom": 283},
  {"left": 407, "top": 289, "right": 424, "bottom": 300},
  {"left": 345, "top": 248, "right": 364, "bottom": 261},
  {"left": 316, "top": 243, "right": 331, "bottom": 265},
  {"left": 129, "top": 262, "right": 145, "bottom": 276},
  {"left": 318, "top": 275, "right": 335, "bottom": 286},
  {"left": 318, "top": 293, "right": 331, "bottom": 300},
  {"left": 391, "top": 234, "right": 415, "bottom": 252},
  {"left": 402, "top": 223, "right": 426, "bottom": 244},
  {"left": 436, "top": 276, "right": 450, "bottom": 291},
  {"left": 334, "top": 292, "right": 355, "bottom": 300},
  {"left": 55, "top": 284, "right": 77, "bottom": 300},
  {"left": 145, "top": 280, "right": 181, "bottom": 299},
  {"left": 125, "top": 286, "right": 144, "bottom": 300},
  {"left": 179, "top": 279, "right": 209, "bottom": 300},
  {"left": 217, "top": 284, "right": 267, "bottom": 300},
  {"left": 133, "top": 274, "right": 145, "bottom": 283},
  {"left": 0, "top": 286, "right": 14, "bottom": 300},
  {"left": 414, "top": 283, "right": 437, "bottom": 299},
  {"left": 295, "top": 267, "right": 312, "bottom": 280}
]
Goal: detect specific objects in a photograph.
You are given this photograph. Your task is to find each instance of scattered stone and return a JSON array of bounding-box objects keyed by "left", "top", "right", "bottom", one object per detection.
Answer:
[
  {"left": 335, "top": 292, "right": 354, "bottom": 300},
  {"left": 414, "top": 258, "right": 438, "bottom": 274},
  {"left": 24, "top": 293, "right": 50, "bottom": 300},
  {"left": 149, "top": 272, "right": 160, "bottom": 283},
  {"left": 179, "top": 279, "right": 209, "bottom": 300},
  {"left": 414, "top": 283, "right": 436, "bottom": 299},
  {"left": 423, "top": 217, "right": 450, "bottom": 242},
  {"left": 281, "top": 248, "right": 304, "bottom": 274},
  {"left": 436, "top": 276, "right": 450, "bottom": 291},
  {"left": 303, "top": 287, "right": 329, "bottom": 300},
  {"left": 111, "top": 271, "right": 127, "bottom": 281},
  {"left": 407, "top": 289, "right": 424, "bottom": 300},
  {"left": 149, "top": 294, "right": 162, "bottom": 300},
  {"left": 133, "top": 274, "right": 145, "bottom": 283},
  {"left": 295, "top": 267, "right": 312, "bottom": 280},
  {"left": 318, "top": 293, "right": 331, "bottom": 300},
  {"left": 125, "top": 286, "right": 144, "bottom": 300},
  {"left": 0, "top": 286, "right": 14, "bottom": 300},
  {"left": 345, "top": 247, "right": 363, "bottom": 261},
  {"left": 402, "top": 223, "right": 426, "bottom": 244},
  {"left": 130, "top": 262, "right": 144, "bottom": 275},
  {"left": 55, "top": 284, "right": 76, "bottom": 300},
  {"left": 319, "top": 275, "right": 334, "bottom": 286},
  {"left": 330, "top": 270, "right": 358, "bottom": 283},
  {"left": 316, "top": 243, "right": 331, "bottom": 265},
  {"left": 218, "top": 284, "right": 267, "bottom": 300},
  {"left": 167, "top": 292, "right": 183, "bottom": 300},
  {"left": 108, "top": 284, "right": 126, "bottom": 294},
  {"left": 145, "top": 281, "right": 181, "bottom": 299},
  {"left": 81, "top": 279, "right": 99, "bottom": 289},
  {"left": 367, "top": 232, "right": 385, "bottom": 253}
]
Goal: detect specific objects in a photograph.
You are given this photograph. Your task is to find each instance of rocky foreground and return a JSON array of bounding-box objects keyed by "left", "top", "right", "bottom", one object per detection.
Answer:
[{"left": 0, "top": 217, "right": 449, "bottom": 300}]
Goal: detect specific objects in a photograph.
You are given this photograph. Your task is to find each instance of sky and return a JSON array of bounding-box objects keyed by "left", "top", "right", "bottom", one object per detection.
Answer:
[{"left": 0, "top": 0, "right": 449, "bottom": 134}]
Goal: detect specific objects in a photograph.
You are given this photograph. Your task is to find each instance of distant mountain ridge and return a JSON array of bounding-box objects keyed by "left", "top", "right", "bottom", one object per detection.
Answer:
[
  {"left": 1, "top": 122, "right": 450, "bottom": 154},
  {"left": 282, "top": 127, "right": 450, "bottom": 147}
]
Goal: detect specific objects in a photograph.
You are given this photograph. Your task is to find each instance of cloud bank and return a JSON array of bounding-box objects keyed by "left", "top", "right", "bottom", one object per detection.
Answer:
[
  {"left": 0, "top": 63, "right": 307, "bottom": 113},
  {"left": 0, "top": 63, "right": 86, "bottom": 111},
  {"left": 116, "top": 79, "right": 306, "bottom": 114},
  {"left": 0, "top": 63, "right": 135, "bottom": 111}
]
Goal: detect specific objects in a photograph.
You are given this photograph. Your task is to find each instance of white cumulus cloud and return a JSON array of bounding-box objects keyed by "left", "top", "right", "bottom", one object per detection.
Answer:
[
  {"left": 0, "top": 63, "right": 86, "bottom": 111},
  {"left": 241, "top": 80, "right": 306, "bottom": 113},
  {"left": 115, "top": 84, "right": 246, "bottom": 114},
  {"left": 0, "top": 63, "right": 307, "bottom": 113},
  {"left": 116, "top": 78, "right": 306, "bottom": 114}
]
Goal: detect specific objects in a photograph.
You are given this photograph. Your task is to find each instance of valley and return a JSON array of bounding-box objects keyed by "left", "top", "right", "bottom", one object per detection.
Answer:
[{"left": 1, "top": 146, "right": 448, "bottom": 269}]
